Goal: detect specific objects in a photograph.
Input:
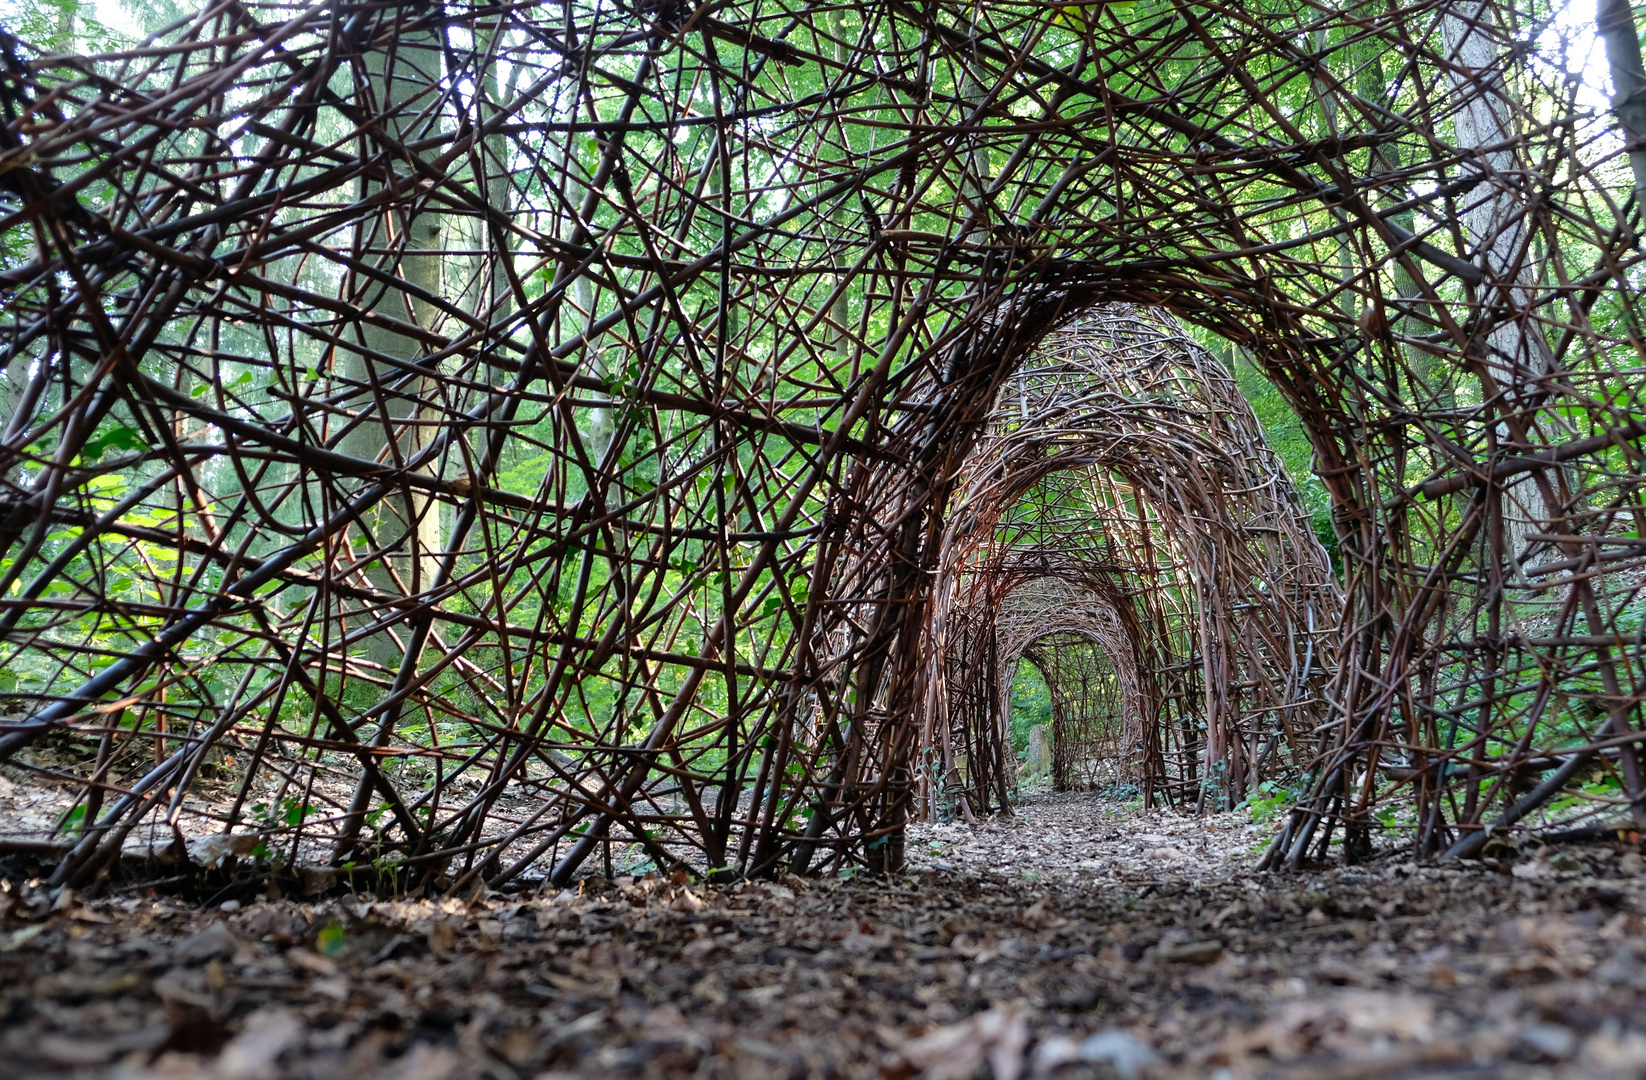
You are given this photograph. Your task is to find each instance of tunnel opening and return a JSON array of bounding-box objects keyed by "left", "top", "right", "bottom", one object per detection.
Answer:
[
  {"left": 920, "top": 307, "right": 1337, "bottom": 829},
  {"left": 1018, "top": 635, "right": 1125, "bottom": 795}
]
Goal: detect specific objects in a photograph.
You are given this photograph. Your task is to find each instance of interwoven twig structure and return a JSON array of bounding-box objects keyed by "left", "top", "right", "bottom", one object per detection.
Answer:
[
  {"left": 1028, "top": 633, "right": 1125, "bottom": 794},
  {"left": 1, "top": 0, "right": 1645, "bottom": 887},
  {"left": 925, "top": 309, "right": 1337, "bottom": 818}
]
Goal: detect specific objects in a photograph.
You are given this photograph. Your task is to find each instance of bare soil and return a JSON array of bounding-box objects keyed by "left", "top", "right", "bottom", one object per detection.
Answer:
[{"left": 3, "top": 792, "right": 1645, "bottom": 1080}]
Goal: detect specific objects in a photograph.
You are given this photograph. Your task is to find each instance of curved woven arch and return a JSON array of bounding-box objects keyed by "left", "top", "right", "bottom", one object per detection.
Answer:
[
  {"left": 1001, "top": 581, "right": 1147, "bottom": 794},
  {"left": 1020, "top": 633, "right": 1128, "bottom": 793},
  {"left": 925, "top": 308, "right": 1336, "bottom": 815}
]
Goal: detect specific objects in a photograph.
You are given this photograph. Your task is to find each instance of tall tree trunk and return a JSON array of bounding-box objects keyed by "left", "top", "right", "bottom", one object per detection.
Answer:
[
  {"left": 340, "top": 22, "right": 448, "bottom": 676},
  {"left": 1442, "top": 2, "right": 1545, "bottom": 567},
  {"left": 1600, "top": 0, "right": 1646, "bottom": 207},
  {"left": 828, "top": 8, "right": 854, "bottom": 356}
]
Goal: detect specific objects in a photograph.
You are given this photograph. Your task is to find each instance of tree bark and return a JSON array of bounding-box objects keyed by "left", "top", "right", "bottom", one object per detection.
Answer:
[
  {"left": 1600, "top": 0, "right": 1646, "bottom": 206},
  {"left": 340, "top": 22, "right": 449, "bottom": 675}
]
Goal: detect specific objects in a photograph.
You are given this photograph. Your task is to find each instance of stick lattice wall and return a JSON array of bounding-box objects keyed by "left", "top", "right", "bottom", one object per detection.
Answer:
[{"left": 1, "top": 0, "right": 1645, "bottom": 888}]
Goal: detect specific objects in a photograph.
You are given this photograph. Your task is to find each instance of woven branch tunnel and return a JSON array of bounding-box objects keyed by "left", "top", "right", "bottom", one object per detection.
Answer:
[
  {"left": 928, "top": 309, "right": 1338, "bottom": 820},
  {"left": 1, "top": 0, "right": 1645, "bottom": 888}
]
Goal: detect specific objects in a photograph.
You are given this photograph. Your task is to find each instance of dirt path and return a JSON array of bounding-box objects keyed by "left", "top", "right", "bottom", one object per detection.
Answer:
[{"left": 4, "top": 793, "right": 1645, "bottom": 1079}]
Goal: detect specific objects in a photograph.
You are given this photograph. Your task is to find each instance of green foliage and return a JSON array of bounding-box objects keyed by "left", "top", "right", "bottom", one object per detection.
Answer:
[
  {"left": 57, "top": 803, "right": 87, "bottom": 835},
  {"left": 1226, "top": 347, "right": 1341, "bottom": 575},
  {"left": 81, "top": 424, "right": 148, "bottom": 463},
  {"left": 315, "top": 921, "right": 346, "bottom": 956},
  {"left": 251, "top": 797, "right": 315, "bottom": 829},
  {"left": 0, "top": 0, "right": 126, "bottom": 55},
  {"left": 1546, "top": 766, "right": 1624, "bottom": 819},
  {"left": 1009, "top": 659, "right": 1051, "bottom": 757},
  {"left": 1243, "top": 778, "right": 1303, "bottom": 825}
]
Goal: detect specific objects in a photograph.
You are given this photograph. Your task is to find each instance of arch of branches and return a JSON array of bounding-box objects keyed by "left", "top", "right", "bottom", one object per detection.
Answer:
[
  {"left": 924, "top": 309, "right": 1338, "bottom": 820},
  {"left": 1002, "top": 588, "right": 1146, "bottom": 796},
  {"left": 1022, "top": 634, "right": 1125, "bottom": 794},
  {"left": 1, "top": 0, "right": 1645, "bottom": 888}
]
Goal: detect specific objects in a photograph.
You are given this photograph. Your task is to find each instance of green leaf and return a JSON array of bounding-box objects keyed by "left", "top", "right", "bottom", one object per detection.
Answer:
[
  {"left": 82, "top": 425, "right": 148, "bottom": 462},
  {"left": 316, "top": 921, "right": 346, "bottom": 956},
  {"left": 58, "top": 804, "right": 87, "bottom": 834}
]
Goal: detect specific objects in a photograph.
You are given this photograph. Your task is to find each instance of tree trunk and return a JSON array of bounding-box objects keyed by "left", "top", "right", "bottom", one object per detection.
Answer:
[
  {"left": 340, "top": 23, "right": 449, "bottom": 675},
  {"left": 1600, "top": 0, "right": 1646, "bottom": 206}
]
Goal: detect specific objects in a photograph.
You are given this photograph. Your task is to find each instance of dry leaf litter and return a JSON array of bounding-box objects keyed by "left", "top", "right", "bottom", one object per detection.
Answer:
[{"left": 2, "top": 790, "right": 1644, "bottom": 1080}]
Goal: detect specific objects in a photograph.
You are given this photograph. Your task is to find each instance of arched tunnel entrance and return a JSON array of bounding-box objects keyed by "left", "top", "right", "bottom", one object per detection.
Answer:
[
  {"left": 1014, "top": 633, "right": 1125, "bottom": 794},
  {"left": 920, "top": 308, "right": 1338, "bottom": 828}
]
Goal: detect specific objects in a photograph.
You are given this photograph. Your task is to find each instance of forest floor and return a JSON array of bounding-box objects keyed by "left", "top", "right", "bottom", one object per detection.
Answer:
[{"left": 4, "top": 790, "right": 1646, "bottom": 1080}]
